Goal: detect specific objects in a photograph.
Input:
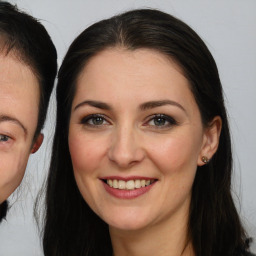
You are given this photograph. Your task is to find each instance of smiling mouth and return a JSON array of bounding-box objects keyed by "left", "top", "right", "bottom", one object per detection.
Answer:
[{"left": 103, "top": 179, "right": 156, "bottom": 190}]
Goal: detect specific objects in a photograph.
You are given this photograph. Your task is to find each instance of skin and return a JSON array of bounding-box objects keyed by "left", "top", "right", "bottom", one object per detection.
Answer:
[
  {"left": 0, "top": 54, "right": 43, "bottom": 204},
  {"left": 69, "top": 48, "right": 221, "bottom": 256}
]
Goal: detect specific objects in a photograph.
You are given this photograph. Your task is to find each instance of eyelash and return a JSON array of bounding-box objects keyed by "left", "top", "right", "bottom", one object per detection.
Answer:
[
  {"left": 80, "top": 114, "right": 110, "bottom": 127},
  {"left": 80, "top": 113, "right": 177, "bottom": 129},
  {"left": 145, "top": 114, "right": 178, "bottom": 129},
  {"left": 0, "top": 134, "right": 11, "bottom": 143}
]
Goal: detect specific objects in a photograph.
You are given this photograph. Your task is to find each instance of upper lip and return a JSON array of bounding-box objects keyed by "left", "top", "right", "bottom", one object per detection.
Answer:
[{"left": 100, "top": 176, "right": 157, "bottom": 181}]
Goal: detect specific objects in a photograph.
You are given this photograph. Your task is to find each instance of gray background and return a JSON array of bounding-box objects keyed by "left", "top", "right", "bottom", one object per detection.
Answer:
[{"left": 0, "top": 0, "right": 255, "bottom": 255}]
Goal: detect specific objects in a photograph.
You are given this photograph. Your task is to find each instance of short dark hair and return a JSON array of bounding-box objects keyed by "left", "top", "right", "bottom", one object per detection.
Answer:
[
  {"left": 0, "top": 1, "right": 57, "bottom": 139},
  {"left": 43, "top": 9, "right": 251, "bottom": 256},
  {"left": 0, "top": 1, "right": 57, "bottom": 221}
]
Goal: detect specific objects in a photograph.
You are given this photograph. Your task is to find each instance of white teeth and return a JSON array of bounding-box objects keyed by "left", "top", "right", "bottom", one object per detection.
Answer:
[
  {"left": 126, "top": 180, "right": 135, "bottom": 190},
  {"left": 107, "top": 179, "right": 113, "bottom": 187},
  {"left": 113, "top": 179, "right": 118, "bottom": 188},
  {"left": 135, "top": 180, "right": 141, "bottom": 188},
  {"left": 118, "top": 180, "right": 126, "bottom": 189},
  {"left": 106, "top": 179, "right": 154, "bottom": 190}
]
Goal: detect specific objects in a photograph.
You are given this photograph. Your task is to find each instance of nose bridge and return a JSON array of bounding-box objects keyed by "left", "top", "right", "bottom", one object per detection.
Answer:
[{"left": 108, "top": 121, "right": 144, "bottom": 168}]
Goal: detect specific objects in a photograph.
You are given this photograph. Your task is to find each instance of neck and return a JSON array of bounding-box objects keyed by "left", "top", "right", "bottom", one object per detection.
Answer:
[{"left": 110, "top": 211, "right": 194, "bottom": 256}]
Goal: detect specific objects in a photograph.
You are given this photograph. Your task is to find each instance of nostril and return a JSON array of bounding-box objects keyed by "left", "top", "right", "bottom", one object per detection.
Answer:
[
  {"left": 107, "top": 133, "right": 145, "bottom": 168},
  {"left": 108, "top": 150, "right": 146, "bottom": 168}
]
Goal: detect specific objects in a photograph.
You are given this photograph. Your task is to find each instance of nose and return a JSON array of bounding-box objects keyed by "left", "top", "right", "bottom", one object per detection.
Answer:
[{"left": 107, "top": 125, "right": 145, "bottom": 169}]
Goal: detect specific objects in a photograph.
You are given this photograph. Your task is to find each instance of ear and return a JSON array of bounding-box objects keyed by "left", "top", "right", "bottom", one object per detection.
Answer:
[
  {"left": 31, "top": 133, "right": 44, "bottom": 154},
  {"left": 197, "top": 116, "right": 222, "bottom": 166}
]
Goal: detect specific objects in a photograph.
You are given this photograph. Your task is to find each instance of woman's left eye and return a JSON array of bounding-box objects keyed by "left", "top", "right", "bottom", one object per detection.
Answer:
[{"left": 146, "top": 114, "right": 177, "bottom": 128}]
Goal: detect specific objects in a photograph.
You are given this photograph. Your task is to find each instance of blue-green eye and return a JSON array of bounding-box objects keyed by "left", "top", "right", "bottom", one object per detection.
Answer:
[
  {"left": 81, "top": 114, "right": 109, "bottom": 126},
  {"left": 147, "top": 114, "right": 177, "bottom": 128},
  {"left": 153, "top": 117, "right": 167, "bottom": 126},
  {"left": 0, "top": 134, "right": 10, "bottom": 142},
  {"left": 90, "top": 116, "right": 104, "bottom": 125}
]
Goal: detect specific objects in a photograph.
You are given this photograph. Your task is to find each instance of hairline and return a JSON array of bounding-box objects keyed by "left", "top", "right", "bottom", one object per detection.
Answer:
[
  {"left": 0, "top": 44, "right": 42, "bottom": 142},
  {"left": 70, "top": 45, "right": 208, "bottom": 127}
]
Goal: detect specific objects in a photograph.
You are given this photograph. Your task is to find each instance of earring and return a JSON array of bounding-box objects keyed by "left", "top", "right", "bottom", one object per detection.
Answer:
[{"left": 201, "top": 156, "right": 209, "bottom": 164}]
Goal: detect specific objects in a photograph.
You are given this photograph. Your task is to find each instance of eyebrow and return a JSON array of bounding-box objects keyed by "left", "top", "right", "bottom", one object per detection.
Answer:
[
  {"left": 74, "top": 99, "right": 186, "bottom": 113},
  {"left": 74, "top": 100, "right": 112, "bottom": 111},
  {"left": 0, "top": 115, "right": 28, "bottom": 136},
  {"left": 139, "top": 100, "right": 186, "bottom": 112}
]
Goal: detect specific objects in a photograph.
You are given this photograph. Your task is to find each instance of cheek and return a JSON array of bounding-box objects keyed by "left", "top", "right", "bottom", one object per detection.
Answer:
[
  {"left": 69, "top": 131, "right": 106, "bottom": 175},
  {"left": 0, "top": 150, "right": 30, "bottom": 202},
  {"left": 147, "top": 131, "right": 202, "bottom": 175},
  {"left": 68, "top": 131, "right": 107, "bottom": 211}
]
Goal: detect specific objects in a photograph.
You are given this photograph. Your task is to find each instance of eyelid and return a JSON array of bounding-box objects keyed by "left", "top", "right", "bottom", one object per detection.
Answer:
[
  {"left": 0, "top": 131, "right": 13, "bottom": 138},
  {"left": 80, "top": 114, "right": 111, "bottom": 126},
  {"left": 144, "top": 114, "right": 178, "bottom": 127},
  {"left": 0, "top": 134, "right": 12, "bottom": 143}
]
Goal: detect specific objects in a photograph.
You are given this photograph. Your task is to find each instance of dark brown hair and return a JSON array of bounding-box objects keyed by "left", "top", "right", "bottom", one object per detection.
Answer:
[{"left": 43, "top": 9, "right": 251, "bottom": 256}]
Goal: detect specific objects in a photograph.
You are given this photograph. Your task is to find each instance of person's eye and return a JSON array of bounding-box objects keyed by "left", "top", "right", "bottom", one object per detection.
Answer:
[
  {"left": 145, "top": 114, "right": 178, "bottom": 129},
  {"left": 0, "top": 134, "right": 11, "bottom": 142},
  {"left": 80, "top": 114, "right": 110, "bottom": 127}
]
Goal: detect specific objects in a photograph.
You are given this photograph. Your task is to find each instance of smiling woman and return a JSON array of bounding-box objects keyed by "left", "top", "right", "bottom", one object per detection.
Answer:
[
  {"left": 0, "top": 2, "right": 57, "bottom": 222},
  {"left": 43, "top": 8, "right": 253, "bottom": 256},
  {"left": 68, "top": 48, "right": 221, "bottom": 234}
]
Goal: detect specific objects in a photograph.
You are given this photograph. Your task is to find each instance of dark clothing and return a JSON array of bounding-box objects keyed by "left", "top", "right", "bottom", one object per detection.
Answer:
[{"left": 0, "top": 200, "right": 8, "bottom": 223}]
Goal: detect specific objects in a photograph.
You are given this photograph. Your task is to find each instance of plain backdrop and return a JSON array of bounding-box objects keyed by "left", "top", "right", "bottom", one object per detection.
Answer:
[{"left": 0, "top": 0, "right": 255, "bottom": 255}]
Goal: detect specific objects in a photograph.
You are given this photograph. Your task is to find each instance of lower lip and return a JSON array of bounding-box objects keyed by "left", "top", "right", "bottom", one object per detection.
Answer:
[{"left": 102, "top": 181, "right": 156, "bottom": 199}]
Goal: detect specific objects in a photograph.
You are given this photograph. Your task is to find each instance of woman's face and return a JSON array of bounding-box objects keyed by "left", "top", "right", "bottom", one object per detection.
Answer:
[
  {"left": 0, "top": 54, "right": 42, "bottom": 203},
  {"left": 69, "top": 48, "right": 218, "bottom": 231}
]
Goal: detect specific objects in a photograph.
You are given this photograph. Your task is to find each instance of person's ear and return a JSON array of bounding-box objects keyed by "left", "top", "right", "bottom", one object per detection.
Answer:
[
  {"left": 31, "top": 133, "right": 44, "bottom": 154},
  {"left": 197, "top": 116, "right": 222, "bottom": 166}
]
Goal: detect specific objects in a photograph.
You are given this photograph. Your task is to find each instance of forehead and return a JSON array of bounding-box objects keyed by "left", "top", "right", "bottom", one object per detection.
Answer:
[
  {"left": 75, "top": 48, "right": 195, "bottom": 106},
  {"left": 0, "top": 54, "right": 40, "bottom": 136},
  {"left": 0, "top": 52, "right": 37, "bottom": 83},
  {"left": 80, "top": 47, "right": 185, "bottom": 78}
]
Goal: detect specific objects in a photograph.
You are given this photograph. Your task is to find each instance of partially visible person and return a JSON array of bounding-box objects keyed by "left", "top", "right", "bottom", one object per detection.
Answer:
[
  {"left": 0, "top": 1, "right": 57, "bottom": 223},
  {"left": 43, "top": 9, "right": 253, "bottom": 256}
]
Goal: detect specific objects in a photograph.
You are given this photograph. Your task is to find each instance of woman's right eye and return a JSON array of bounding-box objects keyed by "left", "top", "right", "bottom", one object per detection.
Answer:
[
  {"left": 80, "top": 114, "right": 110, "bottom": 127},
  {"left": 0, "top": 134, "right": 11, "bottom": 142}
]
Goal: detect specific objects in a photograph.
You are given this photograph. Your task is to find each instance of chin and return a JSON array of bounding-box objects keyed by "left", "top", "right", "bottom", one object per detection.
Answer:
[
  {"left": 109, "top": 221, "right": 147, "bottom": 232},
  {"left": 104, "top": 212, "right": 152, "bottom": 232}
]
